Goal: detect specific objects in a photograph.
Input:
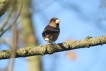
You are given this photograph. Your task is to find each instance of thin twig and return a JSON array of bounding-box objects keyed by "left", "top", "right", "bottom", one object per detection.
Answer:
[
  {"left": 0, "top": 0, "right": 23, "bottom": 37},
  {"left": 8, "top": 24, "right": 18, "bottom": 71},
  {"left": 0, "top": 7, "right": 13, "bottom": 32},
  {"left": 7, "top": 1, "right": 18, "bottom": 71}
]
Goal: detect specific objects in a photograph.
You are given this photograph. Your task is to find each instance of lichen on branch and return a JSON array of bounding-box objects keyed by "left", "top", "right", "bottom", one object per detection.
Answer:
[{"left": 0, "top": 35, "right": 106, "bottom": 60}]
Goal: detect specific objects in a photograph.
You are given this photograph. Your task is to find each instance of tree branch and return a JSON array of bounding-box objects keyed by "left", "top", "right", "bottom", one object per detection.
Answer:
[
  {"left": 0, "top": 0, "right": 23, "bottom": 37},
  {"left": 0, "top": 35, "right": 106, "bottom": 60},
  {"left": 0, "top": 0, "right": 13, "bottom": 17}
]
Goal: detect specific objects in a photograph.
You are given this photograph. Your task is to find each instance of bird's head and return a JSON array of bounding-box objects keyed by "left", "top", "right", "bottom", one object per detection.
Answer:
[{"left": 49, "top": 17, "right": 60, "bottom": 27}]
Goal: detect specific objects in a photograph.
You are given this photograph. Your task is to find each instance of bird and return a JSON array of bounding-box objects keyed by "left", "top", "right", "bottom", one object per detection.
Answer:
[{"left": 42, "top": 17, "right": 60, "bottom": 44}]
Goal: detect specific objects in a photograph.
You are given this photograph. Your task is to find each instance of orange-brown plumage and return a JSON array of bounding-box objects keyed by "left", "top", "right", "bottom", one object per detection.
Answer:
[{"left": 42, "top": 17, "right": 60, "bottom": 44}]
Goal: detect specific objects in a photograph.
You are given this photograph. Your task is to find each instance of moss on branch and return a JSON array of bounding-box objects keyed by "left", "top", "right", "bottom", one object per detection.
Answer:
[
  {"left": 0, "top": 35, "right": 106, "bottom": 60},
  {"left": 0, "top": 0, "right": 14, "bottom": 17}
]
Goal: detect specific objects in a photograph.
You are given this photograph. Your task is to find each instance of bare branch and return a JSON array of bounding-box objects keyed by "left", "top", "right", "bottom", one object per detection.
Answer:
[
  {"left": 0, "top": 7, "right": 12, "bottom": 32},
  {"left": 0, "top": 0, "right": 12, "bottom": 17},
  {"left": 0, "top": 0, "right": 23, "bottom": 37},
  {"left": 0, "top": 35, "right": 105, "bottom": 60}
]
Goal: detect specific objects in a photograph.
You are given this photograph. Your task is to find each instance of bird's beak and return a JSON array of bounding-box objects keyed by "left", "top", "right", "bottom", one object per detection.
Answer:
[{"left": 55, "top": 19, "right": 60, "bottom": 24}]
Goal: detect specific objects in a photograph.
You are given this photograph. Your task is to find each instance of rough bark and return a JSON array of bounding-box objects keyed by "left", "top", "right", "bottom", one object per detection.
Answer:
[
  {"left": 0, "top": 0, "right": 14, "bottom": 17},
  {"left": 0, "top": 35, "right": 105, "bottom": 60}
]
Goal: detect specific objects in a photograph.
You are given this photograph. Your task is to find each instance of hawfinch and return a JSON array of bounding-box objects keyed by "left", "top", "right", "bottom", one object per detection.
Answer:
[{"left": 42, "top": 17, "right": 60, "bottom": 44}]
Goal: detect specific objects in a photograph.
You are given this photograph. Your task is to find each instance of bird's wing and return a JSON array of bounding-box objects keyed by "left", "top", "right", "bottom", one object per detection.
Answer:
[{"left": 42, "top": 25, "right": 60, "bottom": 37}]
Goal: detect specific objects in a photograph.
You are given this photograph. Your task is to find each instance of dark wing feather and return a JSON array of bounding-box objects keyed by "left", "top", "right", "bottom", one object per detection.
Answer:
[{"left": 42, "top": 25, "right": 60, "bottom": 37}]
